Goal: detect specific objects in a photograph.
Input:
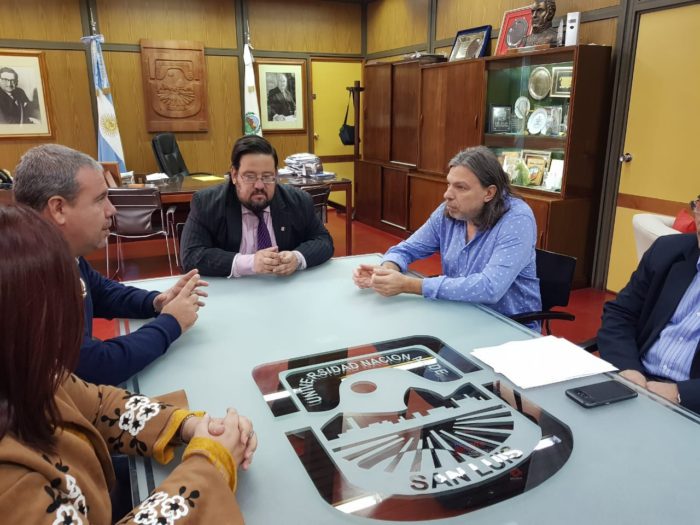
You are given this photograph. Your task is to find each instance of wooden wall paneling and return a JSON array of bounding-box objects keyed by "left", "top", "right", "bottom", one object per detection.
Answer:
[
  {"left": 579, "top": 18, "right": 618, "bottom": 46},
  {"left": 435, "top": 0, "right": 620, "bottom": 41},
  {"left": 367, "top": 0, "right": 429, "bottom": 54},
  {"left": 381, "top": 167, "right": 408, "bottom": 228},
  {"left": 0, "top": 50, "right": 96, "bottom": 171},
  {"left": 408, "top": 175, "right": 445, "bottom": 231},
  {"left": 390, "top": 61, "right": 420, "bottom": 165},
  {"left": 266, "top": 135, "right": 309, "bottom": 166},
  {"left": 355, "top": 160, "right": 381, "bottom": 224},
  {"left": 97, "top": 0, "right": 237, "bottom": 48},
  {"left": 104, "top": 52, "right": 240, "bottom": 174},
  {"left": 363, "top": 64, "right": 391, "bottom": 162},
  {"left": 248, "top": 0, "right": 361, "bottom": 54},
  {"left": 0, "top": 0, "right": 83, "bottom": 42}
]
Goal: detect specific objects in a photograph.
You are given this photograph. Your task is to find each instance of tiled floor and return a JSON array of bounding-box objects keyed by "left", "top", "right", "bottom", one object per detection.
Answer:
[{"left": 91, "top": 209, "right": 614, "bottom": 344}]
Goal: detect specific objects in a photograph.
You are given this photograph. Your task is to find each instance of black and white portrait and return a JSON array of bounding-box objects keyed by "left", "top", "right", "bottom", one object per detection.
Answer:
[
  {"left": 257, "top": 60, "right": 306, "bottom": 132},
  {"left": 0, "top": 51, "right": 52, "bottom": 138}
]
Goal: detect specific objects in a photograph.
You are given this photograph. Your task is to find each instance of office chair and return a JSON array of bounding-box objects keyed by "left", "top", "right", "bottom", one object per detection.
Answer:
[
  {"left": 300, "top": 185, "right": 332, "bottom": 223},
  {"left": 510, "top": 248, "right": 576, "bottom": 335},
  {"left": 106, "top": 188, "right": 176, "bottom": 279},
  {"left": 151, "top": 132, "right": 211, "bottom": 178}
]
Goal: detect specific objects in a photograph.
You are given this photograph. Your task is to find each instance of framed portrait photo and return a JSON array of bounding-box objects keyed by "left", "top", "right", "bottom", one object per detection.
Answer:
[
  {"left": 255, "top": 59, "right": 306, "bottom": 133},
  {"left": 449, "top": 25, "right": 491, "bottom": 62},
  {"left": 495, "top": 7, "right": 533, "bottom": 56},
  {"left": 551, "top": 66, "right": 574, "bottom": 98},
  {"left": 0, "top": 50, "right": 52, "bottom": 138}
]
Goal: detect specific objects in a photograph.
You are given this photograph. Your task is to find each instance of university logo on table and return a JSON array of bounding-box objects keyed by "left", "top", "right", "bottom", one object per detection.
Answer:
[{"left": 253, "top": 336, "right": 573, "bottom": 521}]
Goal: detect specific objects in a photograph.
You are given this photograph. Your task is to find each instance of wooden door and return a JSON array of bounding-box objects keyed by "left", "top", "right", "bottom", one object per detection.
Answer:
[
  {"left": 391, "top": 61, "right": 420, "bottom": 165},
  {"left": 419, "top": 60, "right": 485, "bottom": 174},
  {"left": 606, "top": 3, "right": 700, "bottom": 291},
  {"left": 362, "top": 63, "right": 391, "bottom": 162}
]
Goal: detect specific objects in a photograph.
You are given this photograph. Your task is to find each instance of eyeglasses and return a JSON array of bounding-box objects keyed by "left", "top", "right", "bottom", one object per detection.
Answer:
[
  {"left": 691, "top": 198, "right": 700, "bottom": 213},
  {"left": 0, "top": 77, "right": 17, "bottom": 83},
  {"left": 238, "top": 173, "right": 277, "bottom": 185}
]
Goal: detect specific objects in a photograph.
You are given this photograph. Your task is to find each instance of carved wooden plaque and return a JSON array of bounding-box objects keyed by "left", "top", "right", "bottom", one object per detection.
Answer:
[{"left": 140, "top": 39, "right": 208, "bottom": 132}]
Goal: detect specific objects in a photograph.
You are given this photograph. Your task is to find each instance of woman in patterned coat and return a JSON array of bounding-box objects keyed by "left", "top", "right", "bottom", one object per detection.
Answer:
[{"left": 0, "top": 204, "right": 258, "bottom": 524}]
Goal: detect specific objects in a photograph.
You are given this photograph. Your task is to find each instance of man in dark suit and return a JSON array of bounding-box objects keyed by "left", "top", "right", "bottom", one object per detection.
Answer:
[
  {"left": 598, "top": 197, "right": 700, "bottom": 413},
  {"left": 180, "top": 135, "right": 333, "bottom": 277},
  {"left": 0, "top": 67, "right": 34, "bottom": 124},
  {"left": 14, "top": 144, "right": 206, "bottom": 386},
  {"left": 267, "top": 73, "right": 295, "bottom": 121}
]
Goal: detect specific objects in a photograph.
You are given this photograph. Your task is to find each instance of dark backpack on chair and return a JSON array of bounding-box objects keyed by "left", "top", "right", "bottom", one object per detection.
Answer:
[{"left": 339, "top": 92, "right": 358, "bottom": 146}]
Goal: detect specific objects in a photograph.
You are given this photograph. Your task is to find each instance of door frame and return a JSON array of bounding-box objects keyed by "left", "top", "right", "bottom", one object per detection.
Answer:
[{"left": 592, "top": 0, "right": 700, "bottom": 288}]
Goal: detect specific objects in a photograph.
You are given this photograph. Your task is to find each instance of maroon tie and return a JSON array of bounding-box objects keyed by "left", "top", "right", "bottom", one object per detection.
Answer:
[{"left": 256, "top": 211, "right": 272, "bottom": 250}]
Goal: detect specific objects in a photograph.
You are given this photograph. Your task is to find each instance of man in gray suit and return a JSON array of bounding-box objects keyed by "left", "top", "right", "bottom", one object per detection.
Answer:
[{"left": 180, "top": 135, "right": 334, "bottom": 277}]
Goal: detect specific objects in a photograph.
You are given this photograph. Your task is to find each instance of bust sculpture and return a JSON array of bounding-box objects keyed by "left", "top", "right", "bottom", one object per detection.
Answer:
[{"left": 523, "top": 0, "right": 558, "bottom": 47}]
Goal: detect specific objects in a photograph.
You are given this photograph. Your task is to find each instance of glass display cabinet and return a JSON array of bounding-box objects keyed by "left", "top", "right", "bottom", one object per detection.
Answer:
[{"left": 484, "top": 46, "right": 612, "bottom": 286}]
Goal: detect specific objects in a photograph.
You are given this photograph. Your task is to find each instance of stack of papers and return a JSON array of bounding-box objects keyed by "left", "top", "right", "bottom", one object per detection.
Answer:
[
  {"left": 470, "top": 336, "right": 617, "bottom": 389},
  {"left": 145, "top": 172, "right": 169, "bottom": 181}
]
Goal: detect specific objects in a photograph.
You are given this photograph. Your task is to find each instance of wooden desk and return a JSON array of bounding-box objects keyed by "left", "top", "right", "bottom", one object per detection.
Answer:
[{"left": 128, "top": 175, "right": 353, "bottom": 255}]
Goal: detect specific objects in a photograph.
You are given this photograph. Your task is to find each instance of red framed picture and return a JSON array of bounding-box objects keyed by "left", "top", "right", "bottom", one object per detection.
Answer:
[{"left": 495, "top": 7, "right": 533, "bottom": 56}]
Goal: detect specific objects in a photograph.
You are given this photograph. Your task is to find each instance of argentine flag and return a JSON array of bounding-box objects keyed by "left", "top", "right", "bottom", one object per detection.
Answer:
[
  {"left": 243, "top": 44, "right": 262, "bottom": 136},
  {"left": 81, "top": 34, "right": 126, "bottom": 171}
]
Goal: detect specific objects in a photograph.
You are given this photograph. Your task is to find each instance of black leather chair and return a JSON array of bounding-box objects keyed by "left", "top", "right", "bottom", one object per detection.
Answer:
[
  {"left": 151, "top": 133, "right": 210, "bottom": 178},
  {"left": 300, "top": 185, "right": 332, "bottom": 223},
  {"left": 510, "top": 248, "right": 576, "bottom": 335}
]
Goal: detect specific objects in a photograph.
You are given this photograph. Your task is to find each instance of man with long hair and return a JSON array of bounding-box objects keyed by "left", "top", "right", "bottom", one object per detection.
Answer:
[{"left": 353, "top": 146, "right": 540, "bottom": 321}]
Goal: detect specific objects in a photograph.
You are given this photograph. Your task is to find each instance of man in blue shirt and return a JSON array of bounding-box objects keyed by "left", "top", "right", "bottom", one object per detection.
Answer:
[
  {"left": 598, "top": 197, "right": 700, "bottom": 413},
  {"left": 352, "top": 146, "right": 541, "bottom": 320},
  {"left": 13, "top": 144, "right": 207, "bottom": 386}
]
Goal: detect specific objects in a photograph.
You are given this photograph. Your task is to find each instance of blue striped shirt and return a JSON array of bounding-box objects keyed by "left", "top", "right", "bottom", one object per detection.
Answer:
[
  {"left": 643, "top": 256, "right": 700, "bottom": 381},
  {"left": 382, "top": 197, "right": 541, "bottom": 318}
]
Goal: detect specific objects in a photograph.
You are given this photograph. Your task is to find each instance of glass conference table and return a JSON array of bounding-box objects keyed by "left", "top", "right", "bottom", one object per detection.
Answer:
[
  {"left": 127, "top": 174, "right": 353, "bottom": 255},
  {"left": 123, "top": 255, "right": 700, "bottom": 524}
]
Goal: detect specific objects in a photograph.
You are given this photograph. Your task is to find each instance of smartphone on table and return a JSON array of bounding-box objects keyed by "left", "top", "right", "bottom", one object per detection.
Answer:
[{"left": 565, "top": 379, "right": 638, "bottom": 408}]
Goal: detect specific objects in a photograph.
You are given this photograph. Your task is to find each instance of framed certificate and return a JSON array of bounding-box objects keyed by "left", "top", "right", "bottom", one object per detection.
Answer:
[{"left": 551, "top": 66, "right": 573, "bottom": 98}]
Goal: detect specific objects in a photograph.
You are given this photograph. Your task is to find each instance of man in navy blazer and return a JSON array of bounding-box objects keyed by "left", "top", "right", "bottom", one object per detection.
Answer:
[
  {"left": 598, "top": 200, "right": 700, "bottom": 413},
  {"left": 180, "top": 135, "right": 333, "bottom": 277},
  {"left": 14, "top": 144, "right": 207, "bottom": 385}
]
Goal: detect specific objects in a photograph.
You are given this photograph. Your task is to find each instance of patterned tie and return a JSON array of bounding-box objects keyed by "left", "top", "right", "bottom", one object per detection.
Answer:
[{"left": 255, "top": 210, "right": 272, "bottom": 250}]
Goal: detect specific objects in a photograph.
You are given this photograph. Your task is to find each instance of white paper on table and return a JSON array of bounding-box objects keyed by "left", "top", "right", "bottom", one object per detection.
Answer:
[
  {"left": 146, "top": 172, "right": 169, "bottom": 181},
  {"left": 470, "top": 335, "right": 617, "bottom": 389}
]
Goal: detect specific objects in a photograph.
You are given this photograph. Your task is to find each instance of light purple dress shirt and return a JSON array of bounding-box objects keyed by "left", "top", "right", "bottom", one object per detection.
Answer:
[{"left": 229, "top": 206, "right": 307, "bottom": 278}]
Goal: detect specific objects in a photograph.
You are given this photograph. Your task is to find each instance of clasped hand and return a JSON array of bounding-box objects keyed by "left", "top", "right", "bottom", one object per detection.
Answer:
[
  {"left": 180, "top": 409, "right": 258, "bottom": 470},
  {"left": 620, "top": 369, "right": 680, "bottom": 404},
  {"left": 352, "top": 263, "right": 417, "bottom": 297},
  {"left": 253, "top": 246, "right": 299, "bottom": 276}
]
